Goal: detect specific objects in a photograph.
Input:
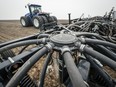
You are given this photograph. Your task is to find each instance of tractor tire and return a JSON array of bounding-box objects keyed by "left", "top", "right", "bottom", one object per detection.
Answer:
[
  {"left": 32, "top": 16, "right": 44, "bottom": 29},
  {"left": 20, "top": 16, "right": 31, "bottom": 27},
  {"left": 51, "top": 16, "right": 58, "bottom": 22},
  {"left": 41, "top": 16, "right": 48, "bottom": 24},
  {"left": 48, "top": 16, "right": 54, "bottom": 22}
]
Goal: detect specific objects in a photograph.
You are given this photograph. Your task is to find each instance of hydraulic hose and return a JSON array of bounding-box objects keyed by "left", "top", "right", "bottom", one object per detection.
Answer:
[
  {"left": 63, "top": 51, "right": 86, "bottom": 87},
  {"left": 83, "top": 46, "right": 116, "bottom": 71},
  {"left": 84, "top": 38, "right": 116, "bottom": 49},
  {"left": 38, "top": 53, "right": 52, "bottom": 87},
  {"left": 0, "top": 39, "right": 47, "bottom": 54},
  {"left": 6, "top": 45, "right": 52, "bottom": 87}
]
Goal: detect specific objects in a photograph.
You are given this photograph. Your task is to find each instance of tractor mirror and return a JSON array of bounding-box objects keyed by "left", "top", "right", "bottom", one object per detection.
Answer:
[{"left": 25, "top": 6, "right": 27, "bottom": 8}]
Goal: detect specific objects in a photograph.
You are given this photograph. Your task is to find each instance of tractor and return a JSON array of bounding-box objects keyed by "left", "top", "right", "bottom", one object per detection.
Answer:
[{"left": 20, "top": 4, "right": 57, "bottom": 29}]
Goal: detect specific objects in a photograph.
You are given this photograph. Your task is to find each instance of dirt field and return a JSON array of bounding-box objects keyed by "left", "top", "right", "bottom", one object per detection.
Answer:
[
  {"left": 0, "top": 21, "right": 115, "bottom": 87},
  {"left": 0, "top": 20, "right": 68, "bottom": 41},
  {"left": 0, "top": 20, "right": 38, "bottom": 41}
]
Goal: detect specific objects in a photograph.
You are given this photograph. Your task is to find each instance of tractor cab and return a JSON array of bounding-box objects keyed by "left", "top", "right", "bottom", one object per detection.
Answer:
[
  {"left": 28, "top": 4, "right": 50, "bottom": 17},
  {"left": 28, "top": 4, "right": 42, "bottom": 16}
]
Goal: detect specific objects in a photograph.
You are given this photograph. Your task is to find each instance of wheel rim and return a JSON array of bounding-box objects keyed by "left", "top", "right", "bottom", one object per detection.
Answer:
[
  {"left": 33, "top": 19, "right": 39, "bottom": 27},
  {"left": 21, "top": 19, "right": 26, "bottom": 26}
]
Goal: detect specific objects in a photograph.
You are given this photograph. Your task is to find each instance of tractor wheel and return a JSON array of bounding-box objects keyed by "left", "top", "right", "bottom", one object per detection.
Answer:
[
  {"left": 48, "top": 16, "right": 54, "bottom": 22},
  {"left": 20, "top": 16, "right": 31, "bottom": 27},
  {"left": 32, "top": 16, "right": 44, "bottom": 29},
  {"left": 41, "top": 16, "right": 48, "bottom": 24},
  {"left": 51, "top": 16, "right": 58, "bottom": 22}
]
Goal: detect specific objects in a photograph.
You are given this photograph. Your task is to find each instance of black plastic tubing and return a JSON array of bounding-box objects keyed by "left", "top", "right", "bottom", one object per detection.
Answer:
[
  {"left": 63, "top": 51, "right": 86, "bottom": 87},
  {"left": 84, "top": 38, "right": 116, "bottom": 49},
  {"left": 6, "top": 46, "right": 50, "bottom": 87},
  {"left": 83, "top": 46, "right": 116, "bottom": 71},
  {"left": 0, "top": 39, "right": 46, "bottom": 53}
]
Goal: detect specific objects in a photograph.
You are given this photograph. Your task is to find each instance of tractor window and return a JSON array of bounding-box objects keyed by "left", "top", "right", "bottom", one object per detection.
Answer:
[{"left": 30, "top": 6, "right": 42, "bottom": 14}]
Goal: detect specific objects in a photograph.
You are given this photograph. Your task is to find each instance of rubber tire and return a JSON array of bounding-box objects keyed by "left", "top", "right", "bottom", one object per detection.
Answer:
[
  {"left": 47, "top": 16, "right": 54, "bottom": 22},
  {"left": 32, "top": 16, "right": 44, "bottom": 29},
  {"left": 41, "top": 16, "right": 48, "bottom": 24},
  {"left": 20, "top": 16, "right": 30, "bottom": 27},
  {"left": 51, "top": 16, "right": 58, "bottom": 22}
]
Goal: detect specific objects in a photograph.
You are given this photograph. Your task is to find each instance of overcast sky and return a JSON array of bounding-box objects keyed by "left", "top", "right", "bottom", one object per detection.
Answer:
[{"left": 0, "top": 0, "right": 116, "bottom": 20}]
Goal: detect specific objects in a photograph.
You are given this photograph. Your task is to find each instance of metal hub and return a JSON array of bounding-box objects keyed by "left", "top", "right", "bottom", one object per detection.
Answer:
[
  {"left": 34, "top": 19, "right": 39, "bottom": 27},
  {"left": 50, "top": 34, "right": 77, "bottom": 45},
  {"left": 21, "top": 19, "right": 26, "bottom": 26}
]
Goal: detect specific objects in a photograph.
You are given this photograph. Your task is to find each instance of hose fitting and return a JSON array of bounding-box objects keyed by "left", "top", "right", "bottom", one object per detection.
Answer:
[
  {"left": 45, "top": 43, "right": 54, "bottom": 52},
  {"left": 61, "top": 46, "right": 71, "bottom": 54}
]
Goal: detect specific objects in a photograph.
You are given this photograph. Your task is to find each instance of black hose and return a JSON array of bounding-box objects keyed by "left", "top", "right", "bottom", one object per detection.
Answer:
[
  {"left": 85, "top": 54, "right": 115, "bottom": 87},
  {"left": 96, "top": 45, "right": 116, "bottom": 61},
  {"left": 0, "top": 39, "right": 45, "bottom": 53},
  {"left": 39, "top": 53, "right": 52, "bottom": 87},
  {"left": 18, "top": 45, "right": 29, "bottom": 54},
  {"left": 74, "top": 32, "right": 104, "bottom": 40},
  {"left": 0, "top": 33, "right": 39, "bottom": 47},
  {"left": 6, "top": 46, "right": 50, "bottom": 87},
  {"left": 85, "top": 44, "right": 116, "bottom": 61},
  {"left": 83, "top": 46, "right": 116, "bottom": 70},
  {"left": 63, "top": 51, "right": 86, "bottom": 87},
  {"left": 74, "top": 21, "right": 86, "bottom": 25},
  {"left": 108, "top": 36, "right": 116, "bottom": 43},
  {"left": 84, "top": 38, "right": 116, "bottom": 49},
  {"left": 67, "top": 23, "right": 81, "bottom": 29},
  {"left": 38, "top": 34, "right": 49, "bottom": 39},
  {"left": 44, "top": 29, "right": 55, "bottom": 34}
]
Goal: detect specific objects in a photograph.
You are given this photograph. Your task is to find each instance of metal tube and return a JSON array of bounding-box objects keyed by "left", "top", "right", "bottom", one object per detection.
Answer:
[{"left": 68, "top": 13, "right": 71, "bottom": 24}]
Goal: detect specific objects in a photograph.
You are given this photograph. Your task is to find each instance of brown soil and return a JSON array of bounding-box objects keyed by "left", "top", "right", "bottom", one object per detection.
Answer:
[
  {"left": 0, "top": 21, "right": 38, "bottom": 41},
  {"left": 0, "top": 21, "right": 115, "bottom": 87}
]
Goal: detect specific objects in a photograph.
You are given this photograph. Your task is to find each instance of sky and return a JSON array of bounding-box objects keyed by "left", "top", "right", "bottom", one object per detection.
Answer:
[{"left": 0, "top": 0, "right": 116, "bottom": 20}]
